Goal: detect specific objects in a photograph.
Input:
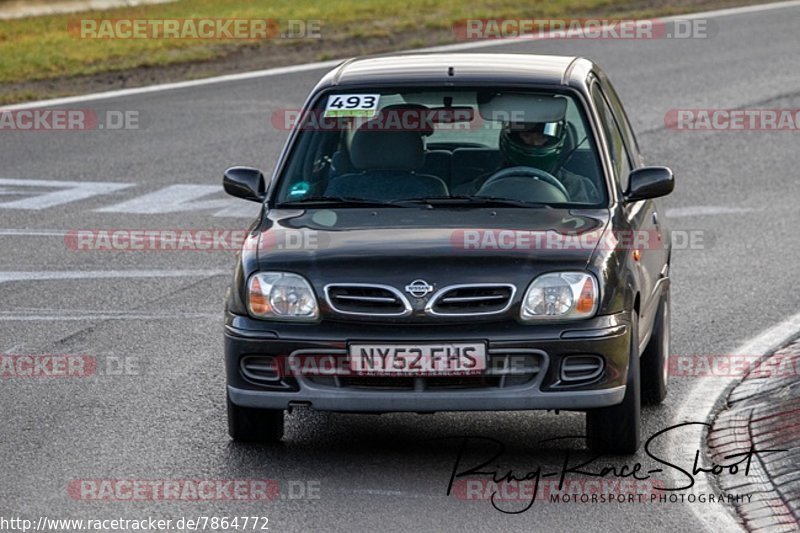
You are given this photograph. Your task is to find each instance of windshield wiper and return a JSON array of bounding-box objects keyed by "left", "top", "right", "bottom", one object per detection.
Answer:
[
  {"left": 277, "top": 196, "right": 415, "bottom": 208},
  {"left": 407, "top": 195, "right": 558, "bottom": 208},
  {"left": 278, "top": 195, "right": 564, "bottom": 209}
]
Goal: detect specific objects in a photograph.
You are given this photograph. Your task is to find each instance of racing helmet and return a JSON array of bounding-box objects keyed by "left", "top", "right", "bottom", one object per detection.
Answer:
[{"left": 499, "top": 120, "right": 566, "bottom": 173}]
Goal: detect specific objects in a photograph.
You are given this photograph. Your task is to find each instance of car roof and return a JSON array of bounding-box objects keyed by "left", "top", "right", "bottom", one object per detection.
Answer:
[{"left": 318, "top": 53, "right": 596, "bottom": 88}]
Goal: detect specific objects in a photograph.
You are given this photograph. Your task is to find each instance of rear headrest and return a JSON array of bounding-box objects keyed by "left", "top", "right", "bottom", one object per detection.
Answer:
[{"left": 349, "top": 126, "right": 424, "bottom": 171}]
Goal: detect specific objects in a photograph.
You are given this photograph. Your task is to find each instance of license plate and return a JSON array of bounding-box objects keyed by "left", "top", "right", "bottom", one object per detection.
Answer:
[{"left": 348, "top": 343, "right": 486, "bottom": 375}]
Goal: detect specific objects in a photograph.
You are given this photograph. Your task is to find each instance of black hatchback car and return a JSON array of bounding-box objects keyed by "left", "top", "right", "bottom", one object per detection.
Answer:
[{"left": 222, "top": 53, "right": 674, "bottom": 453}]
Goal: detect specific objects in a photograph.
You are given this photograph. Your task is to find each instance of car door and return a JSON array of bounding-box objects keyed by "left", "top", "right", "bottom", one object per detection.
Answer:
[{"left": 591, "top": 81, "right": 665, "bottom": 346}]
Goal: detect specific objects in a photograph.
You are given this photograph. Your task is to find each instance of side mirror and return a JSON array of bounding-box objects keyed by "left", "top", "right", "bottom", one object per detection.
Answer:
[
  {"left": 223, "top": 166, "right": 265, "bottom": 202},
  {"left": 624, "top": 166, "right": 674, "bottom": 202}
]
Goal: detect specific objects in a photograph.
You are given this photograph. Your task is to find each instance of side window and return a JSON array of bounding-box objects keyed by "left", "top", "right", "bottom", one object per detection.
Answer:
[
  {"left": 591, "top": 84, "right": 632, "bottom": 192},
  {"left": 604, "top": 83, "right": 642, "bottom": 167}
]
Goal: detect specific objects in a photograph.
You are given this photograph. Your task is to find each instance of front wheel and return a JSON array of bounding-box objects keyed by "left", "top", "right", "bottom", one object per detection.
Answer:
[
  {"left": 227, "top": 393, "right": 284, "bottom": 444},
  {"left": 586, "top": 313, "right": 641, "bottom": 454},
  {"left": 641, "top": 289, "right": 670, "bottom": 405}
]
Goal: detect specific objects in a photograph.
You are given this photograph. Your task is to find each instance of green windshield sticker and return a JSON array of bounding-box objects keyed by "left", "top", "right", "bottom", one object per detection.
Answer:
[
  {"left": 324, "top": 94, "right": 380, "bottom": 118},
  {"left": 289, "top": 181, "right": 311, "bottom": 197}
]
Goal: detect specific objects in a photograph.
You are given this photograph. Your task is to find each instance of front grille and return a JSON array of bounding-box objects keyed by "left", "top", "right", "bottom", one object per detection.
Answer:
[
  {"left": 338, "top": 375, "right": 502, "bottom": 390},
  {"left": 303, "top": 351, "right": 543, "bottom": 391},
  {"left": 325, "top": 284, "right": 411, "bottom": 317},
  {"left": 427, "top": 284, "right": 515, "bottom": 316}
]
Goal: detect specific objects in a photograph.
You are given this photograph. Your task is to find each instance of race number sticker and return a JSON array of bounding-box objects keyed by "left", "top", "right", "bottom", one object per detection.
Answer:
[{"left": 324, "top": 94, "right": 380, "bottom": 117}]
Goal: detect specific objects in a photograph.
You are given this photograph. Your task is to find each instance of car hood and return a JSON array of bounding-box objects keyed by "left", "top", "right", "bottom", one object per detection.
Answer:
[{"left": 255, "top": 207, "right": 609, "bottom": 287}]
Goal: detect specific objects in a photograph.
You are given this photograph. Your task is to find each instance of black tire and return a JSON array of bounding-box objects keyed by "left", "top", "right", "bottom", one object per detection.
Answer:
[
  {"left": 227, "top": 393, "right": 284, "bottom": 444},
  {"left": 641, "top": 290, "right": 670, "bottom": 405},
  {"left": 586, "top": 313, "right": 641, "bottom": 454}
]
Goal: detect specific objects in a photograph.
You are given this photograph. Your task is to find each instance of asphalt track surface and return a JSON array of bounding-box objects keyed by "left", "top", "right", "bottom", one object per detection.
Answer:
[{"left": 1, "top": 3, "right": 800, "bottom": 532}]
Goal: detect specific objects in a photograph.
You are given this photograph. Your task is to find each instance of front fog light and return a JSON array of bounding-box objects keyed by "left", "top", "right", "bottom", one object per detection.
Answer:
[
  {"left": 248, "top": 272, "right": 319, "bottom": 321},
  {"left": 521, "top": 272, "right": 598, "bottom": 321}
]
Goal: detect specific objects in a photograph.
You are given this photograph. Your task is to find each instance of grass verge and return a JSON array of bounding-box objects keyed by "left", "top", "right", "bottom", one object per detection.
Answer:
[{"left": 0, "top": 0, "right": 772, "bottom": 104}]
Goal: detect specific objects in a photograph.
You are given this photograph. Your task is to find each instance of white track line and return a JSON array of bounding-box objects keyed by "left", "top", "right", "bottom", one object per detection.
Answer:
[
  {"left": 0, "top": 229, "right": 70, "bottom": 236},
  {"left": 0, "top": 312, "right": 219, "bottom": 321},
  {"left": 0, "top": 270, "right": 226, "bottom": 320},
  {"left": 0, "top": 60, "right": 341, "bottom": 111},
  {"left": 0, "top": 269, "right": 225, "bottom": 284},
  {"left": 669, "top": 311, "right": 800, "bottom": 532},
  {"left": 4, "top": 0, "right": 800, "bottom": 111},
  {"left": 0, "top": 0, "right": 175, "bottom": 21},
  {"left": 665, "top": 206, "right": 758, "bottom": 218}
]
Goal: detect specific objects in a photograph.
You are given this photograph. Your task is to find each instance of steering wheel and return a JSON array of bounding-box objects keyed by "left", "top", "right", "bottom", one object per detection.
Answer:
[{"left": 478, "top": 166, "right": 569, "bottom": 198}]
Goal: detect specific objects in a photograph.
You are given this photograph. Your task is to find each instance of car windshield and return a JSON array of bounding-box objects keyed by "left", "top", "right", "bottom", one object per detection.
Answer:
[{"left": 274, "top": 88, "right": 607, "bottom": 207}]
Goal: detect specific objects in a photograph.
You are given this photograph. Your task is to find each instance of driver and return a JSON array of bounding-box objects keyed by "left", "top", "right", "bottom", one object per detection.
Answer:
[{"left": 476, "top": 120, "right": 600, "bottom": 203}]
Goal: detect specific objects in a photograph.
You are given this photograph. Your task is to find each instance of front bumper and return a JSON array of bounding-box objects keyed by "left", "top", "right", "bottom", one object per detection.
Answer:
[{"left": 224, "top": 312, "right": 631, "bottom": 413}]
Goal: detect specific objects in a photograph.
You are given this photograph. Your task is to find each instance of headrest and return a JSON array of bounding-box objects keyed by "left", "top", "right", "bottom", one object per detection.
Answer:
[
  {"left": 349, "top": 126, "right": 424, "bottom": 171},
  {"left": 376, "top": 104, "right": 434, "bottom": 136}
]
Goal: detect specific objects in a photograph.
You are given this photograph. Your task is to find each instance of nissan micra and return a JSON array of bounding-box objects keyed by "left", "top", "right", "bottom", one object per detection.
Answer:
[{"left": 222, "top": 53, "right": 674, "bottom": 453}]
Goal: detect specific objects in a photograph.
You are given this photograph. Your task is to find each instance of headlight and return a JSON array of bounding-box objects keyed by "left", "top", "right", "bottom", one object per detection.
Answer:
[
  {"left": 520, "top": 272, "right": 598, "bottom": 321},
  {"left": 247, "top": 272, "right": 319, "bottom": 321}
]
